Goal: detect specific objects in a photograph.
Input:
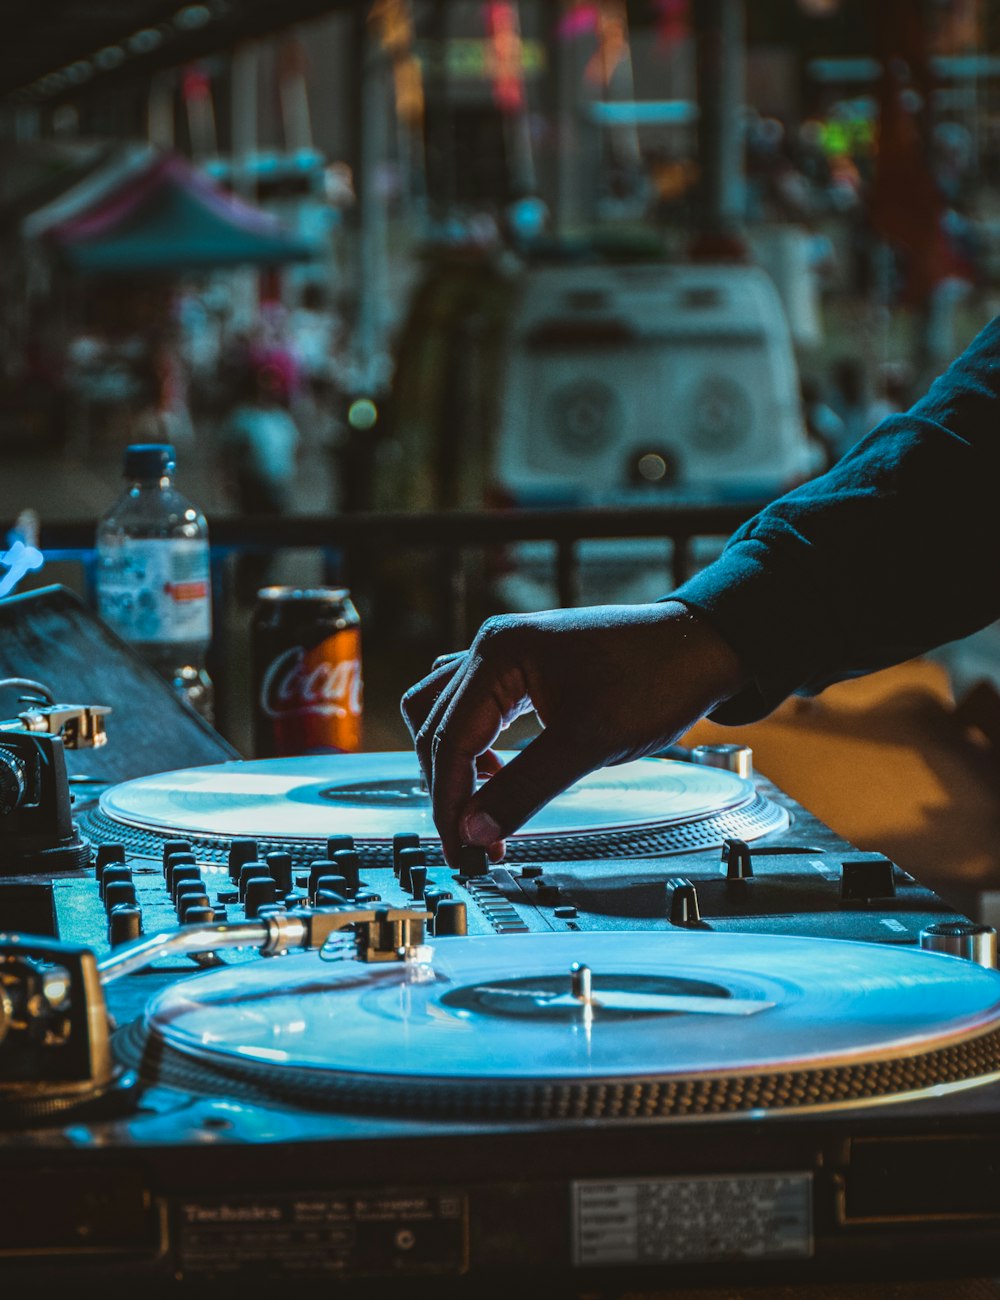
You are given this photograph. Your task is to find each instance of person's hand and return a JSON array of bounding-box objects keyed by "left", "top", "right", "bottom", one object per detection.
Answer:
[{"left": 400, "top": 600, "right": 747, "bottom": 867}]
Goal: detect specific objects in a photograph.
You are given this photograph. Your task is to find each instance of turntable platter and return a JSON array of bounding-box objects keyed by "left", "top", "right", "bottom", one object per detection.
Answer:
[
  {"left": 92, "top": 752, "right": 788, "bottom": 864},
  {"left": 130, "top": 933, "right": 1000, "bottom": 1119}
]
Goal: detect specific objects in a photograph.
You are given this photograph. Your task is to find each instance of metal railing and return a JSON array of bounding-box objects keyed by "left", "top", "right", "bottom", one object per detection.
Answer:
[{"left": 39, "top": 501, "right": 762, "bottom": 647}]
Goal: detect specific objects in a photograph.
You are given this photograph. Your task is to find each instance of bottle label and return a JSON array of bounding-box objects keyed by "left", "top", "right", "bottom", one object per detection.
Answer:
[{"left": 97, "top": 539, "right": 212, "bottom": 644}]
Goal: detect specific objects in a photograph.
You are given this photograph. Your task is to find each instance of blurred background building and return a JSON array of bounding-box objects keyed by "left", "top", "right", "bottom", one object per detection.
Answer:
[{"left": 3, "top": 0, "right": 1000, "bottom": 779}]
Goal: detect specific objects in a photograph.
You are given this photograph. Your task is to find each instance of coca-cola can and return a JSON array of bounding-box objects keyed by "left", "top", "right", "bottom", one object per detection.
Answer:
[{"left": 251, "top": 586, "right": 363, "bottom": 756}]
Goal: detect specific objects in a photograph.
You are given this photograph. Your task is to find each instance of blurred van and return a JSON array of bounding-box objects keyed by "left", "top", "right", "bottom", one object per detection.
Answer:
[{"left": 386, "top": 253, "right": 815, "bottom": 610}]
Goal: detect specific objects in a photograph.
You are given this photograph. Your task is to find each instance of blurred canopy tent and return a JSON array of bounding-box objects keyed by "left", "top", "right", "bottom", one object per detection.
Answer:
[{"left": 23, "top": 147, "right": 315, "bottom": 273}]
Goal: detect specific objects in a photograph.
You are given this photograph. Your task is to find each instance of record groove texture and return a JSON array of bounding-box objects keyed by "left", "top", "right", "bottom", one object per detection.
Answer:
[{"left": 115, "top": 1015, "right": 1000, "bottom": 1120}]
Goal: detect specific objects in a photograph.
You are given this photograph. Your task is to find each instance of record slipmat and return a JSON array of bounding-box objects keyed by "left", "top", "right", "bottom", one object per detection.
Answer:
[
  {"left": 84, "top": 752, "right": 789, "bottom": 866},
  {"left": 120, "top": 932, "right": 1000, "bottom": 1119}
]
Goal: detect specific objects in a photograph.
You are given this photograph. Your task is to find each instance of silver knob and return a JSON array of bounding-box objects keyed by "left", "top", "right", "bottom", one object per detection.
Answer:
[
  {"left": 919, "top": 922, "right": 997, "bottom": 969},
  {"left": 690, "top": 743, "right": 753, "bottom": 779}
]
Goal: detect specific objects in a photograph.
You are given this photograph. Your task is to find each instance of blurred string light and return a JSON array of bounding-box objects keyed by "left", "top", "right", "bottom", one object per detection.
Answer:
[
  {"left": 370, "top": 0, "right": 424, "bottom": 127},
  {"left": 348, "top": 398, "right": 379, "bottom": 430},
  {"left": 483, "top": 2, "right": 526, "bottom": 115},
  {"left": 19, "top": 2, "right": 227, "bottom": 100}
]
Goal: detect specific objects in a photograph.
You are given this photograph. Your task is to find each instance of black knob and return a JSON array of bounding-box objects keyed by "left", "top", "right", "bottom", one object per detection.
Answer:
[
  {"left": 178, "top": 891, "right": 212, "bottom": 922},
  {"left": 239, "top": 862, "right": 268, "bottom": 901},
  {"left": 175, "top": 881, "right": 208, "bottom": 914},
  {"left": 520, "top": 864, "right": 543, "bottom": 879},
  {"left": 228, "top": 838, "right": 260, "bottom": 883},
  {"left": 841, "top": 857, "right": 896, "bottom": 902},
  {"left": 162, "top": 839, "right": 192, "bottom": 870},
  {"left": 312, "top": 874, "right": 347, "bottom": 903},
  {"left": 392, "top": 832, "right": 420, "bottom": 876},
  {"left": 94, "top": 842, "right": 126, "bottom": 880},
  {"left": 182, "top": 905, "right": 216, "bottom": 927},
  {"left": 165, "top": 853, "right": 196, "bottom": 890},
  {"left": 410, "top": 865, "right": 429, "bottom": 899},
  {"left": 332, "top": 849, "right": 361, "bottom": 892},
  {"left": 669, "top": 880, "right": 702, "bottom": 927},
  {"left": 434, "top": 900, "right": 468, "bottom": 936},
  {"left": 457, "top": 846, "right": 489, "bottom": 878},
  {"left": 108, "top": 903, "right": 143, "bottom": 946},
  {"left": 315, "top": 888, "right": 348, "bottom": 907},
  {"left": 722, "top": 837, "right": 754, "bottom": 880},
  {"left": 171, "top": 865, "right": 201, "bottom": 900},
  {"left": 326, "top": 834, "right": 355, "bottom": 860},
  {"left": 245, "top": 876, "right": 278, "bottom": 917},
  {"left": 265, "top": 852, "right": 294, "bottom": 894},
  {"left": 103, "top": 879, "right": 138, "bottom": 912},
  {"left": 534, "top": 879, "right": 561, "bottom": 904},
  {"left": 308, "top": 860, "right": 337, "bottom": 899},
  {"left": 99, "top": 865, "right": 132, "bottom": 900},
  {"left": 398, "top": 847, "right": 426, "bottom": 892},
  {"left": 424, "top": 889, "right": 452, "bottom": 915}
]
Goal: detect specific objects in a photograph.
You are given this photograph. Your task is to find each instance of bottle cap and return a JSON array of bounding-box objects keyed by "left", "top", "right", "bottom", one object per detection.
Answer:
[{"left": 124, "top": 443, "right": 176, "bottom": 479}]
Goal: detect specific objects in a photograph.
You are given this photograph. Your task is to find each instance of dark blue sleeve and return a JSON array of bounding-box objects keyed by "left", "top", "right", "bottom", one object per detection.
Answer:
[{"left": 671, "top": 315, "right": 1000, "bottom": 723}]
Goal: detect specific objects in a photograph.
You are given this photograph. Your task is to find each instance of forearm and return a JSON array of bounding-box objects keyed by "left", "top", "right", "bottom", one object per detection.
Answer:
[{"left": 672, "top": 315, "right": 1000, "bottom": 722}]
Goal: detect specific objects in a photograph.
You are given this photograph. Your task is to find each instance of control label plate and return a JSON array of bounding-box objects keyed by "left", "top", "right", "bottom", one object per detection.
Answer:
[
  {"left": 175, "top": 1189, "right": 467, "bottom": 1277},
  {"left": 572, "top": 1172, "right": 812, "bottom": 1265}
]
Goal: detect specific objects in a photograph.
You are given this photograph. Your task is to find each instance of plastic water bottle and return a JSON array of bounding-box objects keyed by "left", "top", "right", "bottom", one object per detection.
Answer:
[{"left": 96, "top": 443, "right": 214, "bottom": 722}]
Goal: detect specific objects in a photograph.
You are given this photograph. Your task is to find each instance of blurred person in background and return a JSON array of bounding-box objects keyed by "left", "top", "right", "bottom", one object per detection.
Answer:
[{"left": 219, "top": 351, "right": 301, "bottom": 603}]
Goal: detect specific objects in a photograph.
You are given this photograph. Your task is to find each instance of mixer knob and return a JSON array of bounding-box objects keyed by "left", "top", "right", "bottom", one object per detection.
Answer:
[
  {"left": 228, "top": 838, "right": 259, "bottom": 884},
  {"left": 424, "top": 890, "right": 452, "bottom": 915},
  {"left": 182, "top": 906, "right": 216, "bottom": 927},
  {"left": 457, "top": 846, "right": 489, "bottom": 879},
  {"left": 434, "top": 900, "right": 468, "bottom": 936},
  {"left": 175, "top": 881, "right": 208, "bottom": 914},
  {"left": 162, "top": 839, "right": 193, "bottom": 870},
  {"left": 308, "top": 860, "right": 337, "bottom": 899},
  {"left": 108, "top": 903, "right": 143, "bottom": 946},
  {"left": 165, "top": 852, "right": 196, "bottom": 889},
  {"left": 245, "top": 876, "right": 278, "bottom": 917},
  {"left": 840, "top": 857, "right": 896, "bottom": 902},
  {"left": 265, "top": 852, "right": 294, "bottom": 894},
  {"left": 326, "top": 835, "right": 355, "bottom": 860},
  {"left": 103, "top": 879, "right": 137, "bottom": 912},
  {"left": 722, "top": 837, "right": 754, "bottom": 880},
  {"left": 313, "top": 874, "right": 348, "bottom": 903},
  {"left": 178, "top": 891, "right": 212, "bottom": 922},
  {"left": 239, "top": 862, "right": 269, "bottom": 902},
  {"left": 315, "top": 889, "right": 348, "bottom": 907},
  {"left": 409, "top": 865, "right": 429, "bottom": 900},
  {"left": 669, "top": 880, "right": 703, "bottom": 927},
  {"left": 94, "top": 842, "right": 126, "bottom": 880},
  {"left": 171, "top": 865, "right": 201, "bottom": 900},
  {"left": 397, "top": 847, "right": 426, "bottom": 892},
  {"left": 332, "top": 849, "right": 361, "bottom": 892},
  {"left": 392, "top": 833, "right": 421, "bottom": 877},
  {"left": 920, "top": 922, "right": 998, "bottom": 968},
  {"left": 534, "top": 879, "right": 561, "bottom": 905},
  {"left": 99, "top": 865, "right": 131, "bottom": 900}
]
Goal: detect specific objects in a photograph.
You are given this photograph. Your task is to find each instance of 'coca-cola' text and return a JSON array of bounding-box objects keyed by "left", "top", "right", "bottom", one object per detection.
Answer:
[{"left": 260, "top": 646, "right": 363, "bottom": 719}]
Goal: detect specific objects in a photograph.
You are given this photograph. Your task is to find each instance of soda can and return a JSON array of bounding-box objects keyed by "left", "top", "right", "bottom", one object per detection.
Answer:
[{"left": 251, "top": 586, "right": 363, "bottom": 756}]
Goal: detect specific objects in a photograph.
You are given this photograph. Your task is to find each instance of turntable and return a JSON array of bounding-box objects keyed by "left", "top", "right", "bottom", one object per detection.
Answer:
[{"left": 5, "top": 712, "right": 1000, "bottom": 1296}]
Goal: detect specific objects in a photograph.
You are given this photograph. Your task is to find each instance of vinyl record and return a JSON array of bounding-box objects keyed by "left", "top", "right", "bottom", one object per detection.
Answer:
[
  {"left": 131, "top": 932, "right": 1000, "bottom": 1119},
  {"left": 91, "top": 752, "right": 788, "bottom": 865}
]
